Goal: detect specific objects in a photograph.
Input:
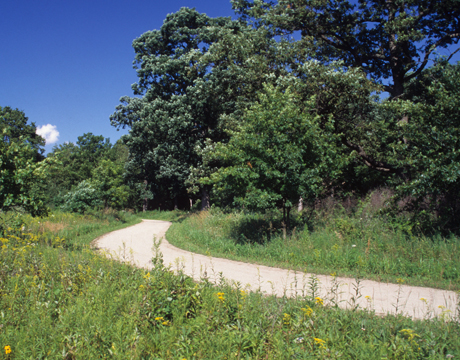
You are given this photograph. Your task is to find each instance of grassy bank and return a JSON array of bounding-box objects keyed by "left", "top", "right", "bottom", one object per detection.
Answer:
[
  {"left": 166, "top": 209, "right": 460, "bottom": 291},
  {"left": 1, "top": 210, "right": 459, "bottom": 359}
]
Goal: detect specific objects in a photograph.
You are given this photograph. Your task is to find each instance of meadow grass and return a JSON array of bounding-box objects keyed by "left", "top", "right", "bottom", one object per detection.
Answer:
[
  {"left": 1, "top": 210, "right": 459, "bottom": 359},
  {"left": 166, "top": 208, "right": 460, "bottom": 291}
]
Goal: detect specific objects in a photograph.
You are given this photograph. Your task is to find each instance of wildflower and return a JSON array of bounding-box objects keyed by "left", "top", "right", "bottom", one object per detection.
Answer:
[
  {"left": 397, "top": 278, "right": 404, "bottom": 284},
  {"left": 144, "top": 272, "right": 150, "bottom": 279},
  {"left": 315, "top": 297, "right": 324, "bottom": 306},
  {"left": 399, "top": 329, "right": 419, "bottom": 341},
  {"left": 365, "top": 295, "right": 371, "bottom": 301},
  {"left": 139, "top": 285, "right": 144, "bottom": 289},
  {"left": 351, "top": 244, "right": 356, "bottom": 248},
  {"left": 162, "top": 320, "right": 170, "bottom": 326},
  {"left": 295, "top": 337, "right": 304, "bottom": 344},
  {"left": 216, "top": 292, "right": 225, "bottom": 302},
  {"left": 420, "top": 298, "right": 427, "bottom": 303},
  {"left": 240, "top": 290, "right": 247, "bottom": 297},
  {"left": 155, "top": 316, "right": 164, "bottom": 321},
  {"left": 301, "top": 306, "right": 313, "bottom": 317},
  {"left": 4, "top": 346, "right": 11, "bottom": 354},
  {"left": 314, "top": 338, "right": 326, "bottom": 349},
  {"left": 283, "top": 313, "right": 291, "bottom": 325},
  {"left": 330, "top": 272, "right": 337, "bottom": 277}
]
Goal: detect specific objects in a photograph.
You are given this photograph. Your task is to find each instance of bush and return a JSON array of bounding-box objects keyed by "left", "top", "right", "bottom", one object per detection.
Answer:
[{"left": 61, "top": 180, "right": 102, "bottom": 213}]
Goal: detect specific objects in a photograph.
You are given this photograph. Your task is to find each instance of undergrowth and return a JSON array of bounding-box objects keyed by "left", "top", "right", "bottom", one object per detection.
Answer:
[{"left": 1, "top": 209, "right": 459, "bottom": 359}]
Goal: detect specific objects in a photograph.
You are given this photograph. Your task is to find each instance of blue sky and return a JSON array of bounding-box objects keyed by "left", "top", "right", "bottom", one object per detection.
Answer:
[{"left": 0, "top": 0, "right": 235, "bottom": 152}]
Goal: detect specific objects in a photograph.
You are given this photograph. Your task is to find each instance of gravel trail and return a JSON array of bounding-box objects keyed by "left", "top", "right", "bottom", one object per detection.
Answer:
[{"left": 94, "top": 219, "right": 458, "bottom": 320}]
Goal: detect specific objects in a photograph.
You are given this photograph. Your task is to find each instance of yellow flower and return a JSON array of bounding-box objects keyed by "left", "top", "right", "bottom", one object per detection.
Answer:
[
  {"left": 301, "top": 306, "right": 313, "bottom": 317},
  {"left": 155, "top": 316, "right": 164, "bottom": 321},
  {"left": 162, "top": 320, "right": 170, "bottom": 326},
  {"left": 4, "top": 345, "right": 11, "bottom": 354},
  {"left": 283, "top": 313, "right": 291, "bottom": 325},
  {"left": 397, "top": 278, "right": 404, "bottom": 284},
  {"left": 365, "top": 295, "right": 371, "bottom": 301},
  {"left": 313, "top": 338, "right": 326, "bottom": 349},
  {"left": 144, "top": 272, "right": 150, "bottom": 279},
  {"left": 399, "top": 329, "right": 419, "bottom": 341},
  {"left": 216, "top": 292, "right": 225, "bottom": 302},
  {"left": 315, "top": 297, "right": 324, "bottom": 306}
]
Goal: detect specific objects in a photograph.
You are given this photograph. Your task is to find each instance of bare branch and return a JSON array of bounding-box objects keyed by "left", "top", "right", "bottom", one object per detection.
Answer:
[
  {"left": 447, "top": 47, "right": 460, "bottom": 62},
  {"left": 405, "top": 33, "right": 460, "bottom": 82}
]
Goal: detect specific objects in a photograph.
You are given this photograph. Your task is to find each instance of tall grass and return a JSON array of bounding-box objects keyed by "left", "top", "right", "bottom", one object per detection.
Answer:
[
  {"left": 166, "top": 207, "right": 460, "bottom": 290},
  {"left": 1, "top": 210, "right": 459, "bottom": 358}
]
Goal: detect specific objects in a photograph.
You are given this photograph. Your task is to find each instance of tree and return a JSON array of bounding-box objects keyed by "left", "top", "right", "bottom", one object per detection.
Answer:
[
  {"left": 204, "top": 85, "right": 342, "bottom": 232},
  {"left": 111, "top": 8, "right": 267, "bottom": 210},
  {"left": 0, "top": 106, "right": 45, "bottom": 161},
  {"left": 232, "top": 0, "right": 460, "bottom": 98},
  {"left": 45, "top": 133, "right": 113, "bottom": 205},
  {"left": 386, "top": 61, "right": 460, "bottom": 231},
  {"left": 0, "top": 108, "right": 50, "bottom": 215}
]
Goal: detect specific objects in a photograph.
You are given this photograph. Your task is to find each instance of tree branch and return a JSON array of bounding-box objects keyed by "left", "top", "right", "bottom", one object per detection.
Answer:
[
  {"left": 405, "top": 33, "right": 460, "bottom": 82},
  {"left": 342, "top": 137, "right": 402, "bottom": 174}
]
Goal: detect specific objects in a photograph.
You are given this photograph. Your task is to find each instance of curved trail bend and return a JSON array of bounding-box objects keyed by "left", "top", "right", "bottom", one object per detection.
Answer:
[{"left": 95, "top": 219, "right": 458, "bottom": 320}]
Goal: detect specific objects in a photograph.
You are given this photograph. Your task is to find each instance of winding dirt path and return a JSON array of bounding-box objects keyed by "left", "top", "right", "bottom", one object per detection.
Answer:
[{"left": 95, "top": 219, "right": 458, "bottom": 320}]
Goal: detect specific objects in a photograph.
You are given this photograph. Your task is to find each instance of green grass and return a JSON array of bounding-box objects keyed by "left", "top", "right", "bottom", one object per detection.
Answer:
[
  {"left": 166, "top": 209, "right": 460, "bottom": 291},
  {"left": 1, "top": 209, "right": 459, "bottom": 359}
]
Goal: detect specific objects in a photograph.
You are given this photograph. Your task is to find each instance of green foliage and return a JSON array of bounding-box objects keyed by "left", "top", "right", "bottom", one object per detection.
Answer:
[
  {"left": 112, "top": 8, "right": 286, "bottom": 209},
  {"left": 206, "top": 85, "right": 342, "bottom": 218},
  {"left": 233, "top": 0, "right": 460, "bottom": 98},
  {"left": 45, "top": 135, "right": 137, "bottom": 211},
  {"left": 0, "top": 107, "right": 50, "bottom": 216},
  {"left": 1, "top": 212, "right": 459, "bottom": 358},
  {"left": 111, "top": 8, "right": 240, "bottom": 208},
  {"left": 385, "top": 62, "right": 460, "bottom": 232},
  {"left": 91, "top": 159, "right": 130, "bottom": 209},
  {"left": 61, "top": 180, "right": 103, "bottom": 213},
  {"left": 0, "top": 106, "right": 45, "bottom": 161}
]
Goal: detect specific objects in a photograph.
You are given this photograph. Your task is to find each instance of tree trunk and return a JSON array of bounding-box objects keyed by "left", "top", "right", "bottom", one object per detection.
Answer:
[
  {"left": 201, "top": 187, "right": 210, "bottom": 211},
  {"left": 143, "top": 180, "right": 148, "bottom": 212},
  {"left": 282, "top": 201, "right": 286, "bottom": 239},
  {"left": 298, "top": 196, "right": 303, "bottom": 212},
  {"left": 286, "top": 206, "right": 291, "bottom": 234},
  {"left": 189, "top": 198, "right": 193, "bottom": 210}
]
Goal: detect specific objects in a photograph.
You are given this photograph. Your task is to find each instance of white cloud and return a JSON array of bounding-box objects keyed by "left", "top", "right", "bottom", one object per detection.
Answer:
[{"left": 36, "top": 124, "right": 60, "bottom": 145}]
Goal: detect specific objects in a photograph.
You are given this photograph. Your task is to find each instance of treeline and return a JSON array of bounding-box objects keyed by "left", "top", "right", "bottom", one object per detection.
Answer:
[
  {"left": 0, "top": 110, "right": 141, "bottom": 215},
  {"left": 2, "top": 0, "right": 460, "bottom": 233}
]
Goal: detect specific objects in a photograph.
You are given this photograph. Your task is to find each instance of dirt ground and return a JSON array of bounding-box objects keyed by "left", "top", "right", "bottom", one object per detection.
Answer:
[{"left": 95, "top": 219, "right": 459, "bottom": 320}]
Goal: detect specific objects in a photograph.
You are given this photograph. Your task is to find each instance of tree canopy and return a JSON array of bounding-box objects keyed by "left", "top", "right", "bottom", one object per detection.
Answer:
[{"left": 232, "top": 0, "right": 460, "bottom": 98}]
